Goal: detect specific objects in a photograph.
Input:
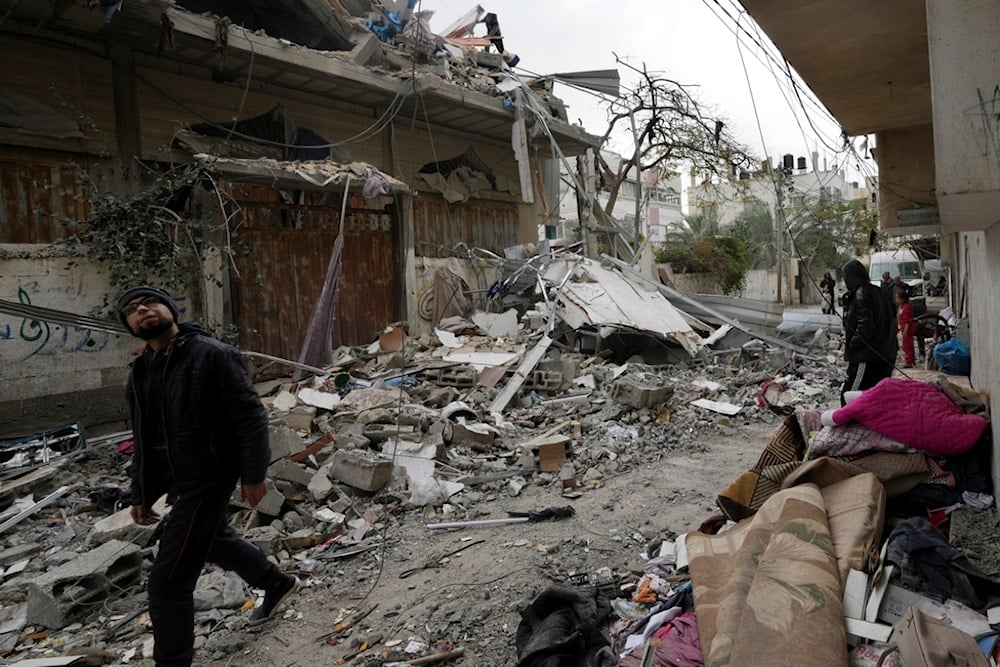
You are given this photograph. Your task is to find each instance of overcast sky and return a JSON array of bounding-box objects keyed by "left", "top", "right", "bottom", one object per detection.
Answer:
[{"left": 427, "top": 0, "right": 871, "bottom": 180}]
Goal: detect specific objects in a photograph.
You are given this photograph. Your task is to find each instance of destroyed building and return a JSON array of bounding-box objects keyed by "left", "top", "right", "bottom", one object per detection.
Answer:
[
  {"left": 0, "top": 0, "right": 600, "bottom": 433},
  {"left": 0, "top": 2, "right": 998, "bottom": 667}
]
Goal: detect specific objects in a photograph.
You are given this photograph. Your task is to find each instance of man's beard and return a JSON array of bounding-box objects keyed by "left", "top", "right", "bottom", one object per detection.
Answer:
[{"left": 135, "top": 319, "right": 174, "bottom": 340}]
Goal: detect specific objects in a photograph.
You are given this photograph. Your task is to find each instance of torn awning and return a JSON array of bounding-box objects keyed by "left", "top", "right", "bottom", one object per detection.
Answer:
[
  {"left": 543, "top": 257, "right": 703, "bottom": 356},
  {"left": 193, "top": 154, "right": 409, "bottom": 193}
]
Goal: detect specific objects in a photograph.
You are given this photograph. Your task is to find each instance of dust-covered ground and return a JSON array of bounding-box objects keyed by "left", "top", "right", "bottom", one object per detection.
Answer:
[{"left": 200, "top": 417, "right": 781, "bottom": 666}]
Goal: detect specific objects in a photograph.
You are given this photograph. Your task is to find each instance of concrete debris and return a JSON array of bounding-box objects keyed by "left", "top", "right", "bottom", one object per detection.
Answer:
[
  {"left": 329, "top": 450, "right": 393, "bottom": 492},
  {"left": 0, "top": 248, "right": 867, "bottom": 664},
  {"left": 26, "top": 541, "right": 142, "bottom": 629},
  {"left": 88, "top": 494, "right": 168, "bottom": 546}
]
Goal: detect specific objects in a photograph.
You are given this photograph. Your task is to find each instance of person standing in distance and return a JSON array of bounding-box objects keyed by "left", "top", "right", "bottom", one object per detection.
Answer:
[
  {"left": 819, "top": 271, "right": 836, "bottom": 314},
  {"left": 840, "top": 260, "right": 897, "bottom": 405},
  {"left": 118, "top": 286, "right": 299, "bottom": 667}
]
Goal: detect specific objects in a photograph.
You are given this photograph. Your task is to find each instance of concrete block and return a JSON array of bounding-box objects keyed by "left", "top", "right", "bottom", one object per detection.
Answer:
[
  {"left": 329, "top": 450, "right": 392, "bottom": 492},
  {"left": 473, "top": 50, "right": 503, "bottom": 68},
  {"left": 612, "top": 378, "right": 674, "bottom": 409},
  {"left": 268, "top": 459, "right": 313, "bottom": 488},
  {"left": 26, "top": 540, "right": 142, "bottom": 629},
  {"left": 231, "top": 480, "right": 285, "bottom": 517},
  {"left": 268, "top": 425, "right": 306, "bottom": 463},
  {"left": 280, "top": 406, "right": 316, "bottom": 433},
  {"left": 308, "top": 466, "right": 334, "bottom": 501},
  {"left": 88, "top": 495, "right": 168, "bottom": 546}
]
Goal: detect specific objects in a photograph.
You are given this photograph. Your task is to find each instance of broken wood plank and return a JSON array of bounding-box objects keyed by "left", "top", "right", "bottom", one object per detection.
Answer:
[
  {"left": 487, "top": 335, "right": 554, "bottom": 415},
  {"left": 405, "top": 647, "right": 466, "bottom": 665},
  {"left": 289, "top": 432, "right": 334, "bottom": 463}
]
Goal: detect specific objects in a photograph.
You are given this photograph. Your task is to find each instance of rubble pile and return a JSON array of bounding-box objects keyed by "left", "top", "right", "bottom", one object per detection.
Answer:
[{"left": 0, "top": 260, "right": 850, "bottom": 663}]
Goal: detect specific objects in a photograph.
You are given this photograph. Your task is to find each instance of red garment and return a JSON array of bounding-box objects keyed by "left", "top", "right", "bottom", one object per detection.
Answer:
[{"left": 898, "top": 301, "right": 915, "bottom": 365}]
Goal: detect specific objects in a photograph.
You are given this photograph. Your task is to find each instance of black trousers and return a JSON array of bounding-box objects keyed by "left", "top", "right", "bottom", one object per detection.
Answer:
[
  {"left": 841, "top": 359, "right": 894, "bottom": 406},
  {"left": 148, "top": 481, "right": 279, "bottom": 667}
]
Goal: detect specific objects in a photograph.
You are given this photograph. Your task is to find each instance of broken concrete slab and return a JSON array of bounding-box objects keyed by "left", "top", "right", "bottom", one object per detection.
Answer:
[
  {"left": 268, "top": 458, "right": 314, "bottom": 488},
  {"left": 329, "top": 450, "right": 392, "bottom": 492},
  {"left": 444, "top": 421, "right": 496, "bottom": 451},
  {"left": 279, "top": 406, "right": 317, "bottom": 433},
  {"left": 471, "top": 309, "right": 519, "bottom": 338},
  {"left": 298, "top": 386, "right": 341, "bottom": 410},
  {"left": 690, "top": 398, "right": 743, "bottom": 415},
  {"left": 268, "top": 425, "right": 306, "bottom": 462},
  {"left": 243, "top": 526, "right": 281, "bottom": 555},
  {"left": 612, "top": 377, "right": 674, "bottom": 409},
  {"left": 0, "top": 544, "right": 41, "bottom": 568},
  {"left": 26, "top": 540, "right": 142, "bottom": 629},
  {"left": 231, "top": 480, "right": 285, "bottom": 517},
  {"left": 308, "top": 466, "right": 335, "bottom": 501},
  {"left": 89, "top": 494, "right": 168, "bottom": 546}
]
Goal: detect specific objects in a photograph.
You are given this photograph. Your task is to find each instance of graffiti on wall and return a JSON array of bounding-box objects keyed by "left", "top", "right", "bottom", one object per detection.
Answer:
[
  {"left": 969, "top": 86, "right": 1000, "bottom": 170},
  {"left": 0, "top": 287, "right": 112, "bottom": 359}
]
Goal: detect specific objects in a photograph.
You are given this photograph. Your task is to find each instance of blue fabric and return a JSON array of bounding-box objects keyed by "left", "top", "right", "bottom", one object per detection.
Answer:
[{"left": 934, "top": 338, "right": 971, "bottom": 376}]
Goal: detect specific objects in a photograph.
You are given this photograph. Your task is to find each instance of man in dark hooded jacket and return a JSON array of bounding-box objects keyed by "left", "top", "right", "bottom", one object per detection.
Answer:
[
  {"left": 841, "top": 260, "right": 897, "bottom": 405},
  {"left": 118, "top": 286, "right": 298, "bottom": 667}
]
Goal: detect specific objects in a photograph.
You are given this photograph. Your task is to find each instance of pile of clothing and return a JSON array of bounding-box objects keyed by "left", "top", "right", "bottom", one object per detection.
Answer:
[{"left": 515, "top": 375, "right": 996, "bottom": 666}]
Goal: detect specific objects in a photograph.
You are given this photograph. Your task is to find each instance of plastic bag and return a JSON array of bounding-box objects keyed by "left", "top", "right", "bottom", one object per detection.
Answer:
[{"left": 933, "top": 337, "right": 971, "bottom": 376}]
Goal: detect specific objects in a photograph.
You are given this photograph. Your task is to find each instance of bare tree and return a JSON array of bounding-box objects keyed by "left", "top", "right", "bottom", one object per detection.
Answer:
[{"left": 598, "top": 56, "right": 756, "bottom": 216}]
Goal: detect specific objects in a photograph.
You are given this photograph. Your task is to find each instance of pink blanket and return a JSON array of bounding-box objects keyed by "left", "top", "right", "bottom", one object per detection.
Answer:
[{"left": 828, "top": 378, "right": 987, "bottom": 456}]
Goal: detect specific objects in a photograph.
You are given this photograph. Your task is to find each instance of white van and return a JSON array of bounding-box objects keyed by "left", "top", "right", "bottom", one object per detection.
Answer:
[{"left": 868, "top": 249, "right": 926, "bottom": 315}]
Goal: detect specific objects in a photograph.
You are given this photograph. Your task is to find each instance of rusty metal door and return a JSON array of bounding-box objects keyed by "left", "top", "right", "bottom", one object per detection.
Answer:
[
  {"left": 0, "top": 153, "right": 87, "bottom": 243},
  {"left": 228, "top": 185, "right": 399, "bottom": 363}
]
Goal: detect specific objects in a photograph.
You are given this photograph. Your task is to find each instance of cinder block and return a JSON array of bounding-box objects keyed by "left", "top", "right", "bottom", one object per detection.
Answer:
[
  {"left": 612, "top": 378, "right": 674, "bottom": 409},
  {"left": 26, "top": 540, "right": 142, "bottom": 629},
  {"left": 268, "top": 459, "right": 313, "bottom": 488},
  {"left": 329, "top": 450, "right": 392, "bottom": 492}
]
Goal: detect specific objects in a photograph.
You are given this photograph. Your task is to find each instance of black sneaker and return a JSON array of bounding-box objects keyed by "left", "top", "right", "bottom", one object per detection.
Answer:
[{"left": 248, "top": 574, "right": 300, "bottom": 626}]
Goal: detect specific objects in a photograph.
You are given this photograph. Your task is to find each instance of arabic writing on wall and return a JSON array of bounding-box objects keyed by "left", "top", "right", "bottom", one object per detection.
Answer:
[{"left": 0, "top": 287, "right": 111, "bottom": 358}]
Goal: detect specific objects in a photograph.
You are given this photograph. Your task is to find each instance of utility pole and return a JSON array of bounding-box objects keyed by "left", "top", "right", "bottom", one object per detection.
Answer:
[
  {"left": 576, "top": 148, "right": 598, "bottom": 258},
  {"left": 774, "top": 162, "right": 793, "bottom": 304},
  {"left": 628, "top": 111, "right": 642, "bottom": 247}
]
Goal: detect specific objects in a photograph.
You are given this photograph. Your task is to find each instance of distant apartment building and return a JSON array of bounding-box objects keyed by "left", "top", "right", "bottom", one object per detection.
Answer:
[
  {"left": 688, "top": 153, "right": 868, "bottom": 228},
  {"left": 548, "top": 151, "right": 685, "bottom": 244}
]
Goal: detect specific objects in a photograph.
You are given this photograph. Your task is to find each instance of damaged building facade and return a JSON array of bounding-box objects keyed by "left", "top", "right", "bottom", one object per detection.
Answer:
[{"left": 0, "top": 0, "right": 598, "bottom": 432}]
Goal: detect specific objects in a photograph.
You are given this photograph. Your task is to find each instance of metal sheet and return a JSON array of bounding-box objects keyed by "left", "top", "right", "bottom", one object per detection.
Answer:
[
  {"left": 543, "top": 257, "right": 700, "bottom": 355},
  {"left": 413, "top": 196, "right": 518, "bottom": 257},
  {"left": 0, "top": 158, "right": 86, "bottom": 243}
]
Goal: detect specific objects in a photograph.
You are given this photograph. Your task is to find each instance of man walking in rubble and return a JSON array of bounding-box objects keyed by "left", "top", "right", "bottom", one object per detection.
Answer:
[
  {"left": 119, "top": 285, "right": 298, "bottom": 667},
  {"left": 840, "top": 260, "right": 897, "bottom": 405}
]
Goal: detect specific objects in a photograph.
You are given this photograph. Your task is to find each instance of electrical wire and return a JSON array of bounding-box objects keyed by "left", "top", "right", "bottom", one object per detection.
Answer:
[
  {"left": 730, "top": 4, "right": 911, "bottom": 380},
  {"left": 135, "top": 72, "right": 416, "bottom": 151}
]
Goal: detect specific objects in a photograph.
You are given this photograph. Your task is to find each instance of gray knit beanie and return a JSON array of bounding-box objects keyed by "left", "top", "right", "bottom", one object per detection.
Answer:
[{"left": 116, "top": 286, "right": 180, "bottom": 331}]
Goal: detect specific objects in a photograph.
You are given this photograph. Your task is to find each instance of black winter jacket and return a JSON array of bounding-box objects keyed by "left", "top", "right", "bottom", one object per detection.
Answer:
[
  {"left": 842, "top": 261, "right": 897, "bottom": 364},
  {"left": 126, "top": 322, "right": 270, "bottom": 508}
]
